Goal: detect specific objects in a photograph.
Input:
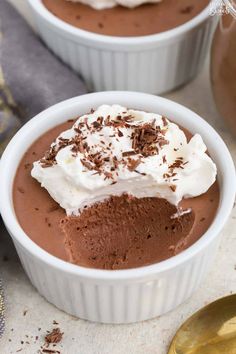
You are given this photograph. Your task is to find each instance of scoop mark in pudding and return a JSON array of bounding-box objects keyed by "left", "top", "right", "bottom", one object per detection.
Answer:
[{"left": 60, "top": 195, "right": 195, "bottom": 269}]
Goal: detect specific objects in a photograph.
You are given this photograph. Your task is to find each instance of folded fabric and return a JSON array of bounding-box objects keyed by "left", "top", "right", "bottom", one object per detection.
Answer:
[
  {"left": 0, "top": 0, "right": 87, "bottom": 153},
  {"left": 0, "top": 0, "right": 87, "bottom": 337}
]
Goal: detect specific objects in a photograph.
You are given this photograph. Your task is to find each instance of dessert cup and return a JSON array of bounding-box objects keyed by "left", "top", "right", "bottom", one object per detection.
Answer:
[
  {"left": 0, "top": 91, "right": 235, "bottom": 324},
  {"left": 27, "top": 0, "right": 217, "bottom": 94}
]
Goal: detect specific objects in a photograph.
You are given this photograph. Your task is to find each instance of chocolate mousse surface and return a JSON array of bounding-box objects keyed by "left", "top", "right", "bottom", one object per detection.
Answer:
[
  {"left": 42, "top": 0, "right": 210, "bottom": 37},
  {"left": 13, "top": 120, "right": 219, "bottom": 270},
  {"left": 61, "top": 195, "right": 195, "bottom": 269}
]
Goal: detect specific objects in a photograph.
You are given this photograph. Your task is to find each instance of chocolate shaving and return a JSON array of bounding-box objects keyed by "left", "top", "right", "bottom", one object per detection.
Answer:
[
  {"left": 117, "top": 129, "right": 123, "bottom": 137},
  {"left": 170, "top": 185, "right": 177, "bottom": 192},
  {"left": 40, "top": 146, "right": 57, "bottom": 168},
  {"left": 158, "top": 138, "right": 169, "bottom": 147},
  {"left": 97, "top": 116, "right": 104, "bottom": 125},
  {"left": 92, "top": 121, "right": 101, "bottom": 129},
  {"left": 122, "top": 150, "right": 136, "bottom": 157},
  {"left": 127, "top": 158, "right": 141, "bottom": 172},
  {"left": 45, "top": 328, "right": 63, "bottom": 345},
  {"left": 74, "top": 127, "right": 82, "bottom": 134},
  {"left": 162, "top": 117, "right": 168, "bottom": 127},
  {"left": 38, "top": 110, "right": 175, "bottom": 183},
  {"left": 81, "top": 159, "right": 93, "bottom": 171},
  {"left": 169, "top": 157, "right": 185, "bottom": 170},
  {"left": 104, "top": 171, "right": 113, "bottom": 180},
  {"left": 163, "top": 173, "right": 172, "bottom": 179},
  {"left": 84, "top": 117, "right": 89, "bottom": 130},
  {"left": 134, "top": 170, "right": 146, "bottom": 176},
  {"left": 131, "top": 123, "right": 168, "bottom": 157}
]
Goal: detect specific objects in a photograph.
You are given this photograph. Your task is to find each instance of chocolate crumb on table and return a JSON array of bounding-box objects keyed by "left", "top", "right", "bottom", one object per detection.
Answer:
[
  {"left": 45, "top": 328, "right": 63, "bottom": 345},
  {"left": 36, "top": 327, "right": 64, "bottom": 354}
]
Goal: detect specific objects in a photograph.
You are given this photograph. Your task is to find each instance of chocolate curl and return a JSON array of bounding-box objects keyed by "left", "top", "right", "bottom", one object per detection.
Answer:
[{"left": 0, "top": 1, "right": 87, "bottom": 151}]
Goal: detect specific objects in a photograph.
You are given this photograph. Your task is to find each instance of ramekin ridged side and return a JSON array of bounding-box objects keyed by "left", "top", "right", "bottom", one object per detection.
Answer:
[
  {"left": 13, "top": 237, "right": 219, "bottom": 323},
  {"left": 27, "top": 0, "right": 217, "bottom": 94},
  {"left": 0, "top": 92, "right": 235, "bottom": 324}
]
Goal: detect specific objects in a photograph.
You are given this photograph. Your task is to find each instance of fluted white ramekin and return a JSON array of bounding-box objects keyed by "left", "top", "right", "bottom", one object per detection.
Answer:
[
  {"left": 27, "top": 0, "right": 217, "bottom": 94},
  {"left": 0, "top": 92, "right": 235, "bottom": 324}
]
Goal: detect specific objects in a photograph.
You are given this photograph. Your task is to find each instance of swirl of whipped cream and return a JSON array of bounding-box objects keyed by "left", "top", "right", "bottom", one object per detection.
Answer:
[
  {"left": 32, "top": 105, "right": 217, "bottom": 216},
  {"left": 68, "top": 0, "right": 163, "bottom": 10}
]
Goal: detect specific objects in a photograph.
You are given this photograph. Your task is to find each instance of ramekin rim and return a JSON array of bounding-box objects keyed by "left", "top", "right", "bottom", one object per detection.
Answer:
[
  {"left": 0, "top": 91, "right": 235, "bottom": 281},
  {"left": 27, "top": 0, "right": 215, "bottom": 45}
]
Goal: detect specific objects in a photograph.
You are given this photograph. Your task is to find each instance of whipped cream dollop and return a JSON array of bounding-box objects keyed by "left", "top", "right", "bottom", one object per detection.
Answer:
[
  {"left": 68, "top": 0, "right": 163, "bottom": 10},
  {"left": 31, "top": 105, "right": 217, "bottom": 216}
]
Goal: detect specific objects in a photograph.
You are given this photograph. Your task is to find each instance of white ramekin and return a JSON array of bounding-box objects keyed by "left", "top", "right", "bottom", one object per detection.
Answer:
[
  {"left": 27, "top": 0, "right": 217, "bottom": 94},
  {"left": 0, "top": 92, "right": 235, "bottom": 324}
]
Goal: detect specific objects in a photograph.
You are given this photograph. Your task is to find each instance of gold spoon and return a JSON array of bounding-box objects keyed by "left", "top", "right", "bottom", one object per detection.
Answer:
[{"left": 168, "top": 294, "right": 236, "bottom": 354}]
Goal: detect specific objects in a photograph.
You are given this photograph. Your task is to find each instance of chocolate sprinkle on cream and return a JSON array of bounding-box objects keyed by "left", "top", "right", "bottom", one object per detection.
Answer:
[
  {"left": 170, "top": 185, "right": 177, "bottom": 192},
  {"left": 122, "top": 151, "right": 136, "bottom": 157},
  {"left": 39, "top": 111, "right": 170, "bottom": 183},
  {"left": 32, "top": 105, "right": 217, "bottom": 216}
]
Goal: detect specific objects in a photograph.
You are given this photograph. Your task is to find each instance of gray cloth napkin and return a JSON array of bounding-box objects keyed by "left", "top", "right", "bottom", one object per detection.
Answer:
[
  {"left": 0, "top": 1, "right": 87, "bottom": 336},
  {"left": 0, "top": 0, "right": 87, "bottom": 152}
]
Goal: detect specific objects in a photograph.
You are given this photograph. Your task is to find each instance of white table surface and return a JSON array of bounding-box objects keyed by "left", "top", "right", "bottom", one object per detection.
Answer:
[{"left": 1, "top": 1, "right": 236, "bottom": 353}]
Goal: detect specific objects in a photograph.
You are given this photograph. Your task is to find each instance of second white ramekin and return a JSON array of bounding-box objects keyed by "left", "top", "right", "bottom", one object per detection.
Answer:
[
  {"left": 27, "top": 0, "right": 217, "bottom": 94},
  {"left": 0, "top": 92, "right": 235, "bottom": 324}
]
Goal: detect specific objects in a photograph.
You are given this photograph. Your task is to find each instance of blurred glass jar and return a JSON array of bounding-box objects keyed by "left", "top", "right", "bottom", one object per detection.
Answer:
[{"left": 211, "top": 0, "right": 236, "bottom": 135}]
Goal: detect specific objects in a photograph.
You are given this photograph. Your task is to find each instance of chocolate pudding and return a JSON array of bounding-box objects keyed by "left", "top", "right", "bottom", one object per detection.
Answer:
[
  {"left": 42, "top": 0, "right": 210, "bottom": 37},
  {"left": 13, "top": 109, "right": 219, "bottom": 270},
  {"left": 211, "top": 7, "right": 236, "bottom": 136},
  {"left": 61, "top": 195, "right": 196, "bottom": 269}
]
